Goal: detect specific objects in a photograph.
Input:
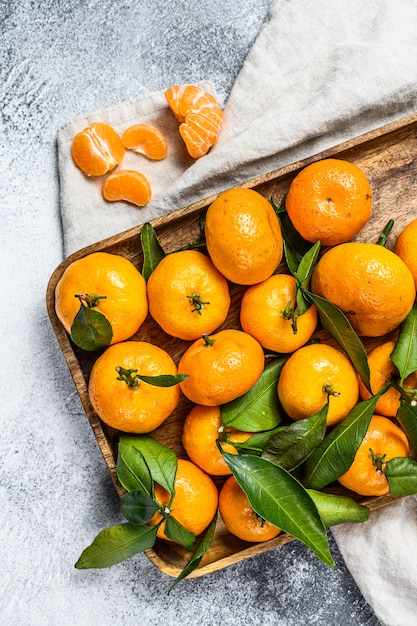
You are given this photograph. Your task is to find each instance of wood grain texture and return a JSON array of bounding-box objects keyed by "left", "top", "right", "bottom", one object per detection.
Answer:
[{"left": 46, "top": 112, "right": 417, "bottom": 578}]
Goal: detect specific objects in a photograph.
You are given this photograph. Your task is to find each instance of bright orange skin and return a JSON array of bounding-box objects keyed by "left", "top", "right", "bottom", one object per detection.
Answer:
[
  {"left": 182, "top": 405, "right": 251, "bottom": 476},
  {"left": 147, "top": 250, "right": 231, "bottom": 341},
  {"left": 165, "top": 84, "right": 223, "bottom": 158},
  {"left": 358, "top": 340, "right": 417, "bottom": 417},
  {"left": 285, "top": 158, "right": 372, "bottom": 246},
  {"left": 394, "top": 217, "right": 417, "bottom": 291},
  {"left": 219, "top": 476, "right": 281, "bottom": 543},
  {"left": 205, "top": 188, "right": 283, "bottom": 285},
  {"left": 277, "top": 343, "right": 359, "bottom": 427},
  {"left": 338, "top": 415, "right": 409, "bottom": 496},
  {"left": 310, "top": 242, "right": 415, "bottom": 337},
  {"left": 149, "top": 459, "right": 218, "bottom": 540},
  {"left": 121, "top": 123, "right": 168, "bottom": 161},
  {"left": 88, "top": 341, "right": 180, "bottom": 433},
  {"left": 71, "top": 122, "right": 125, "bottom": 177},
  {"left": 178, "top": 329, "right": 265, "bottom": 406},
  {"left": 55, "top": 251, "right": 148, "bottom": 345},
  {"left": 102, "top": 169, "right": 152, "bottom": 207},
  {"left": 240, "top": 273, "right": 318, "bottom": 353}
]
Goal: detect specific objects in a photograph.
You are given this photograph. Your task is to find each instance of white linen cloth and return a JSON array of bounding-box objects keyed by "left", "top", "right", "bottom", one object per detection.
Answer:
[{"left": 58, "top": 1, "right": 417, "bottom": 624}]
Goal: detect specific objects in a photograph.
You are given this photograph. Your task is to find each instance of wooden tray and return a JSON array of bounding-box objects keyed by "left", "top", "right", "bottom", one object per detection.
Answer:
[{"left": 46, "top": 112, "right": 417, "bottom": 578}]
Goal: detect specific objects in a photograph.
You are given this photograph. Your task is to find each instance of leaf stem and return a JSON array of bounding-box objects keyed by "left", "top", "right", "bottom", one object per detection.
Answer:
[
  {"left": 377, "top": 219, "right": 394, "bottom": 247},
  {"left": 187, "top": 293, "right": 209, "bottom": 315},
  {"left": 75, "top": 293, "right": 107, "bottom": 308},
  {"left": 116, "top": 366, "right": 141, "bottom": 388}
]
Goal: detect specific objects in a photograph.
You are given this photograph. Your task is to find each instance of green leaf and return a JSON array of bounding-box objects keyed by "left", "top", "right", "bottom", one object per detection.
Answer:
[
  {"left": 229, "top": 426, "right": 285, "bottom": 455},
  {"left": 303, "top": 393, "right": 382, "bottom": 490},
  {"left": 296, "top": 241, "right": 321, "bottom": 286},
  {"left": 221, "top": 358, "right": 286, "bottom": 432},
  {"left": 164, "top": 516, "right": 196, "bottom": 551},
  {"left": 121, "top": 490, "right": 159, "bottom": 525},
  {"left": 391, "top": 303, "right": 417, "bottom": 384},
  {"left": 222, "top": 451, "right": 334, "bottom": 567},
  {"left": 70, "top": 302, "right": 112, "bottom": 351},
  {"left": 304, "top": 290, "right": 371, "bottom": 391},
  {"left": 262, "top": 403, "right": 328, "bottom": 471},
  {"left": 116, "top": 443, "right": 153, "bottom": 495},
  {"left": 75, "top": 523, "right": 157, "bottom": 569},
  {"left": 140, "top": 222, "right": 165, "bottom": 282},
  {"left": 306, "top": 490, "right": 370, "bottom": 527},
  {"left": 385, "top": 456, "right": 417, "bottom": 496},
  {"left": 278, "top": 206, "right": 312, "bottom": 267},
  {"left": 136, "top": 373, "right": 189, "bottom": 387},
  {"left": 118, "top": 434, "right": 177, "bottom": 496},
  {"left": 168, "top": 512, "right": 218, "bottom": 593},
  {"left": 176, "top": 210, "right": 207, "bottom": 251},
  {"left": 396, "top": 399, "right": 417, "bottom": 451}
]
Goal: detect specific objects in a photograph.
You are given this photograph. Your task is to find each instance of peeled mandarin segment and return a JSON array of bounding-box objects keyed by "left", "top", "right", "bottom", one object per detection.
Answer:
[
  {"left": 185, "top": 112, "right": 222, "bottom": 144},
  {"left": 121, "top": 123, "right": 168, "bottom": 161},
  {"left": 179, "top": 123, "right": 211, "bottom": 159},
  {"left": 177, "top": 85, "right": 207, "bottom": 119},
  {"left": 71, "top": 122, "right": 125, "bottom": 177},
  {"left": 164, "top": 85, "right": 186, "bottom": 122},
  {"left": 102, "top": 169, "right": 152, "bottom": 207}
]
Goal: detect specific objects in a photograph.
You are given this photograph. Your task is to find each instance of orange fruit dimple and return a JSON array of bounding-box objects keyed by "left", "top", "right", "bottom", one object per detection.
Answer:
[
  {"left": 338, "top": 414, "right": 409, "bottom": 496},
  {"left": 146, "top": 249, "right": 231, "bottom": 341},
  {"left": 240, "top": 273, "right": 317, "bottom": 353},
  {"left": 54, "top": 251, "right": 148, "bottom": 345},
  {"left": 71, "top": 122, "right": 125, "bottom": 177},
  {"left": 205, "top": 187, "right": 283, "bottom": 285},
  {"left": 358, "top": 340, "right": 417, "bottom": 417},
  {"left": 148, "top": 458, "right": 218, "bottom": 540},
  {"left": 310, "top": 242, "right": 416, "bottom": 337},
  {"left": 277, "top": 343, "right": 360, "bottom": 427},
  {"left": 219, "top": 475, "right": 281, "bottom": 543},
  {"left": 121, "top": 123, "right": 168, "bottom": 161},
  {"left": 165, "top": 84, "right": 223, "bottom": 158},
  {"left": 394, "top": 217, "right": 417, "bottom": 291},
  {"left": 88, "top": 341, "right": 180, "bottom": 433},
  {"left": 178, "top": 329, "right": 265, "bottom": 406},
  {"left": 102, "top": 169, "right": 152, "bottom": 207},
  {"left": 182, "top": 404, "right": 251, "bottom": 476},
  {"left": 285, "top": 158, "right": 372, "bottom": 246}
]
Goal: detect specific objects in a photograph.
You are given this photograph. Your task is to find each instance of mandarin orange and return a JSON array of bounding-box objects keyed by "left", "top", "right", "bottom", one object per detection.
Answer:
[
  {"left": 178, "top": 329, "right": 265, "bottom": 406},
  {"left": 146, "top": 250, "right": 230, "bottom": 341},
  {"left": 55, "top": 251, "right": 148, "bottom": 345},
  {"left": 88, "top": 341, "right": 180, "bottom": 433},
  {"left": 285, "top": 158, "right": 372, "bottom": 246},
  {"left": 204, "top": 187, "right": 283, "bottom": 285},
  {"left": 338, "top": 415, "right": 409, "bottom": 496},
  {"left": 310, "top": 242, "right": 415, "bottom": 337}
]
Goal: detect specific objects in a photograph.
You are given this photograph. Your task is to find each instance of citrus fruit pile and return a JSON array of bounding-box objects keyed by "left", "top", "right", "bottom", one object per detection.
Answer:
[
  {"left": 70, "top": 84, "right": 223, "bottom": 208},
  {"left": 58, "top": 157, "right": 417, "bottom": 581}
]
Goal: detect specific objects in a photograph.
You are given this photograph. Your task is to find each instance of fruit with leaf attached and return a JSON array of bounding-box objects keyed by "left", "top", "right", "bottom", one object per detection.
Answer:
[
  {"left": 240, "top": 273, "right": 317, "bottom": 353},
  {"left": 55, "top": 251, "right": 148, "bottom": 347},
  {"left": 148, "top": 458, "right": 218, "bottom": 539},
  {"left": 219, "top": 475, "right": 281, "bottom": 542},
  {"left": 88, "top": 341, "right": 181, "bottom": 433},
  {"left": 182, "top": 404, "right": 252, "bottom": 476},
  {"left": 338, "top": 414, "right": 409, "bottom": 496},
  {"left": 358, "top": 340, "right": 417, "bottom": 417}
]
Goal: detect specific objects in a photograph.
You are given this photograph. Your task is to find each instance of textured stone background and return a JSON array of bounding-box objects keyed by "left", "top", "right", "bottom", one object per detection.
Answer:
[{"left": 1, "top": 1, "right": 381, "bottom": 624}]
